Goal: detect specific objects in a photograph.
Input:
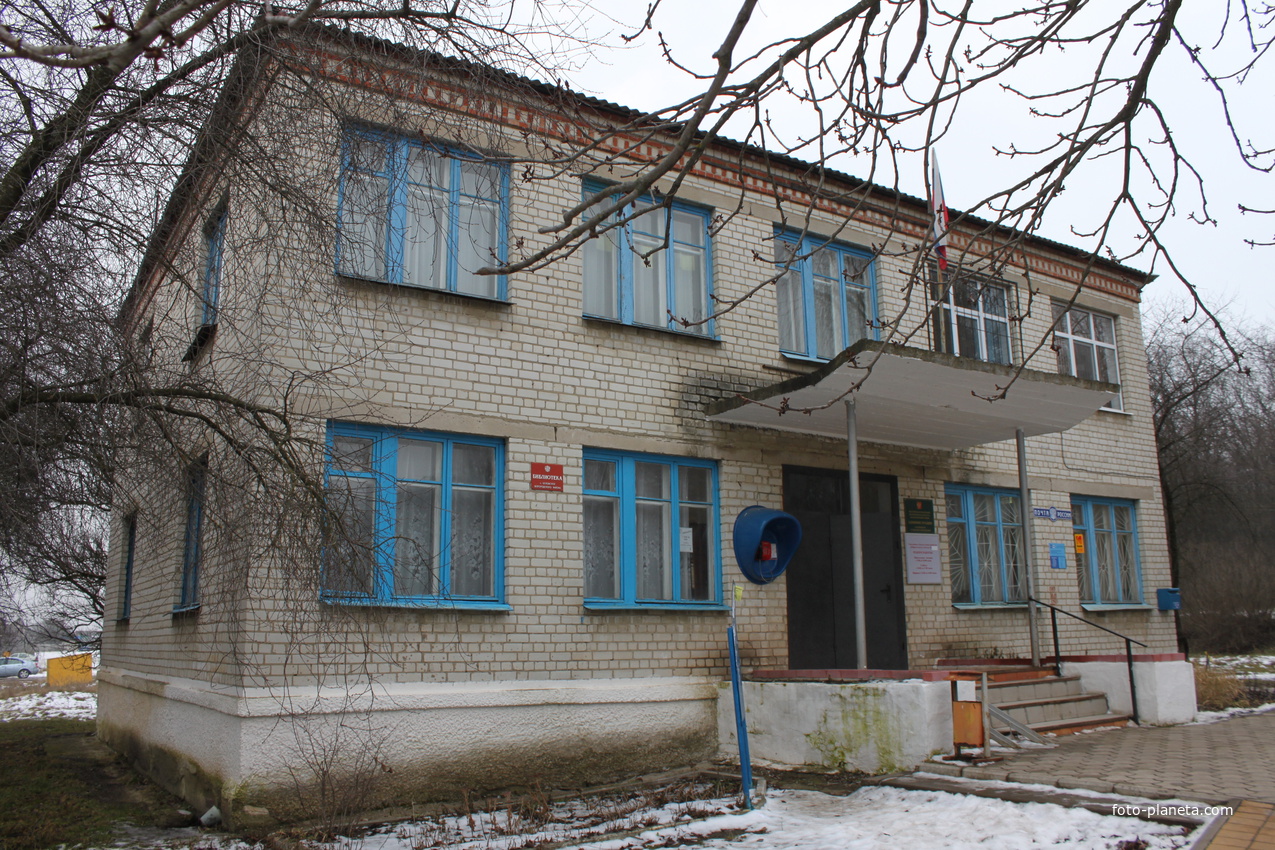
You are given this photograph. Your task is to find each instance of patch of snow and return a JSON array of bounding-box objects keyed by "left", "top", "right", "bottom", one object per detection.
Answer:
[
  {"left": 75, "top": 783, "right": 1208, "bottom": 850},
  {"left": 1207, "top": 655, "right": 1275, "bottom": 671},
  {"left": 0, "top": 689, "right": 97, "bottom": 721},
  {"left": 912, "top": 772, "right": 1217, "bottom": 810},
  {"left": 556, "top": 788, "right": 1196, "bottom": 850},
  {"left": 199, "top": 787, "right": 1196, "bottom": 850},
  {"left": 1190, "top": 701, "right": 1275, "bottom": 724}
]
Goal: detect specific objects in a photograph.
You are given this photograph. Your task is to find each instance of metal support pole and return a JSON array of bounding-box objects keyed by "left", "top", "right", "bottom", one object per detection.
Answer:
[
  {"left": 981, "top": 672, "right": 991, "bottom": 760},
  {"left": 1017, "top": 428, "right": 1041, "bottom": 668},
  {"left": 1126, "top": 638, "right": 1141, "bottom": 726},
  {"left": 1051, "top": 607, "right": 1062, "bottom": 676},
  {"left": 847, "top": 400, "right": 868, "bottom": 669}
]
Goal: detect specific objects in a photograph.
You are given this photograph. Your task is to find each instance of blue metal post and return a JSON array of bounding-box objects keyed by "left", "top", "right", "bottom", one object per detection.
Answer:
[{"left": 728, "top": 598, "right": 753, "bottom": 809}]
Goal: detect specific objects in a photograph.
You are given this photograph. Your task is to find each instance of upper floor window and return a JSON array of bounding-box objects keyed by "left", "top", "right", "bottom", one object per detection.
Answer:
[
  {"left": 337, "top": 128, "right": 507, "bottom": 299},
  {"left": 119, "top": 513, "right": 137, "bottom": 621},
  {"left": 945, "top": 485, "right": 1026, "bottom": 605},
  {"left": 583, "top": 450, "right": 721, "bottom": 609},
  {"left": 774, "top": 232, "right": 875, "bottom": 360},
  {"left": 201, "top": 208, "right": 226, "bottom": 326},
  {"left": 324, "top": 422, "right": 506, "bottom": 609},
  {"left": 176, "top": 458, "right": 207, "bottom": 613},
  {"left": 581, "top": 181, "right": 713, "bottom": 336},
  {"left": 932, "top": 274, "right": 1012, "bottom": 364},
  {"left": 1052, "top": 303, "right": 1122, "bottom": 411},
  {"left": 1072, "top": 496, "right": 1142, "bottom": 605}
]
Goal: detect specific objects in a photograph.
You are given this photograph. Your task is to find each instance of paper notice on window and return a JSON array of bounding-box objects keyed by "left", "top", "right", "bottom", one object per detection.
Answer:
[{"left": 680, "top": 527, "right": 695, "bottom": 553}]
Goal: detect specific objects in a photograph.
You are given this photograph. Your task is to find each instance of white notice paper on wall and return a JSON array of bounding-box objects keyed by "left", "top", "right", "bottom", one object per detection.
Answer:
[
  {"left": 680, "top": 527, "right": 694, "bottom": 553},
  {"left": 905, "top": 533, "right": 943, "bottom": 584}
]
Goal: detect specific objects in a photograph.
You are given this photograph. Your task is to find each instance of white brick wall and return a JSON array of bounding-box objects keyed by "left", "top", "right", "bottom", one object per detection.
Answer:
[{"left": 103, "top": 51, "right": 1176, "bottom": 697}]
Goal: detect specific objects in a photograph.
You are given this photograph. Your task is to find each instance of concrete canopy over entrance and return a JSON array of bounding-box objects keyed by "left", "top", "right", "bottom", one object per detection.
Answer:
[{"left": 705, "top": 340, "right": 1118, "bottom": 450}]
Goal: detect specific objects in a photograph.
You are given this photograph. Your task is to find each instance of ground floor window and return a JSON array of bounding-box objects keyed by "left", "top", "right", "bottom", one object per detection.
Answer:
[
  {"left": 945, "top": 485, "right": 1027, "bottom": 605},
  {"left": 176, "top": 458, "right": 207, "bottom": 612},
  {"left": 1071, "top": 496, "right": 1142, "bottom": 604},
  {"left": 119, "top": 513, "right": 137, "bottom": 621},
  {"left": 324, "top": 422, "right": 505, "bottom": 608},
  {"left": 583, "top": 450, "right": 721, "bottom": 608}
]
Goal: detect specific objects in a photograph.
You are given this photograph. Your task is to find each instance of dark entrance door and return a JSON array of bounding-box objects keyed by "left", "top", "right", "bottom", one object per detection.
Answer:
[{"left": 783, "top": 466, "right": 907, "bottom": 669}]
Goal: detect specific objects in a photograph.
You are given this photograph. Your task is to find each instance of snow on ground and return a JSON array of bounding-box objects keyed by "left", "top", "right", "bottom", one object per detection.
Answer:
[
  {"left": 229, "top": 786, "right": 1196, "bottom": 850},
  {"left": 0, "top": 687, "right": 97, "bottom": 721},
  {"left": 652, "top": 787, "right": 1197, "bottom": 850},
  {"left": 1208, "top": 654, "right": 1275, "bottom": 671},
  {"left": 1190, "top": 701, "right": 1275, "bottom": 724},
  {"left": 105, "top": 787, "right": 1199, "bottom": 850}
]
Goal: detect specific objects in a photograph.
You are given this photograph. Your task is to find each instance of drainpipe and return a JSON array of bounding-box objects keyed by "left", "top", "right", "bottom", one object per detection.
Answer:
[
  {"left": 1017, "top": 428, "right": 1041, "bottom": 668},
  {"left": 847, "top": 400, "right": 868, "bottom": 669}
]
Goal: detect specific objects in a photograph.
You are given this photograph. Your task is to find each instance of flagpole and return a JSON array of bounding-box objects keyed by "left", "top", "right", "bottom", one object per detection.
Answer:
[{"left": 929, "top": 154, "right": 949, "bottom": 351}]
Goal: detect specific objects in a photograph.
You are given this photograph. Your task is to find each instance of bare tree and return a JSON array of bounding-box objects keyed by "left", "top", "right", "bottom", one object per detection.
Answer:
[
  {"left": 1148, "top": 306, "right": 1275, "bottom": 652},
  {"left": 0, "top": 0, "right": 597, "bottom": 640}
]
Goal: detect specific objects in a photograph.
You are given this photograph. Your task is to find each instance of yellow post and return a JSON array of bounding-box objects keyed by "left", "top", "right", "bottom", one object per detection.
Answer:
[{"left": 47, "top": 654, "right": 94, "bottom": 687}]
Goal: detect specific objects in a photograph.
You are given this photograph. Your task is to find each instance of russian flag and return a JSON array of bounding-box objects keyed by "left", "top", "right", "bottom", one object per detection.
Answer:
[{"left": 929, "top": 155, "right": 949, "bottom": 271}]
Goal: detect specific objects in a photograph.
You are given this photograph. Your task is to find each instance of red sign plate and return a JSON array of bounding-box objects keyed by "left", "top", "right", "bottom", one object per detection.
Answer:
[{"left": 530, "top": 463, "right": 564, "bottom": 491}]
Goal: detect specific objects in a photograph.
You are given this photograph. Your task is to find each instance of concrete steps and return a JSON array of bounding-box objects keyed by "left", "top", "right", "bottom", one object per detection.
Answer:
[{"left": 979, "top": 671, "right": 1130, "bottom": 737}]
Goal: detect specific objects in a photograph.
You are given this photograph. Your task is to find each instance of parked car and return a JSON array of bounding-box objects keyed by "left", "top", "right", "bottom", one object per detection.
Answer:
[{"left": 0, "top": 657, "right": 38, "bottom": 678}]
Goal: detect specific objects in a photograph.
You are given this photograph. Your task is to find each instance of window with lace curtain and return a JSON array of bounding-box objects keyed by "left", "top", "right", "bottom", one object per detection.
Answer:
[
  {"left": 945, "top": 485, "right": 1028, "bottom": 605},
  {"left": 337, "top": 127, "right": 507, "bottom": 299}
]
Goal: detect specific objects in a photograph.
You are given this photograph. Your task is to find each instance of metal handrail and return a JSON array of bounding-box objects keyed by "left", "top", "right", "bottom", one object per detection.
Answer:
[{"left": 1027, "top": 596, "right": 1148, "bottom": 725}]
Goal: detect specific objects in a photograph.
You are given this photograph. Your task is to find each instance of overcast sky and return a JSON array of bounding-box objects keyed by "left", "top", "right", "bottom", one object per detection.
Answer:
[{"left": 561, "top": 1, "right": 1275, "bottom": 332}]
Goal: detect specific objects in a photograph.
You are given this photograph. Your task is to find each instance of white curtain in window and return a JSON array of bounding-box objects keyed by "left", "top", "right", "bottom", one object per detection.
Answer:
[
  {"left": 583, "top": 231, "right": 619, "bottom": 319},
  {"left": 635, "top": 462, "right": 670, "bottom": 599},
  {"left": 775, "top": 242, "right": 805, "bottom": 352},
  {"left": 404, "top": 184, "right": 446, "bottom": 289},
  {"left": 632, "top": 233, "right": 667, "bottom": 327},
  {"left": 395, "top": 482, "right": 439, "bottom": 596},
  {"left": 845, "top": 287, "right": 868, "bottom": 347},
  {"left": 450, "top": 488, "right": 493, "bottom": 596},
  {"left": 673, "top": 244, "right": 706, "bottom": 331},
  {"left": 636, "top": 502, "right": 670, "bottom": 598},
  {"left": 326, "top": 475, "right": 377, "bottom": 595},
  {"left": 584, "top": 496, "right": 620, "bottom": 598},
  {"left": 671, "top": 210, "right": 707, "bottom": 333},
  {"left": 456, "top": 196, "right": 499, "bottom": 297},
  {"left": 339, "top": 171, "right": 388, "bottom": 280}
]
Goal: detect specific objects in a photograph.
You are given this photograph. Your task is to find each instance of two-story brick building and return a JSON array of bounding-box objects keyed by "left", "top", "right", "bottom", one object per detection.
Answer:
[{"left": 100, "top": 28, "right": 1191, "bottom": 825}]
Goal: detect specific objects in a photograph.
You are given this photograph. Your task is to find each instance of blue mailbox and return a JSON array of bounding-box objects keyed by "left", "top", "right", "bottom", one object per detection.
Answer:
[
  {"left": 1157, "top": 588, "right": 1182, "bottom": 611},
  {"left": 732, "top": 506, "right": 802, "bottom": 585}
]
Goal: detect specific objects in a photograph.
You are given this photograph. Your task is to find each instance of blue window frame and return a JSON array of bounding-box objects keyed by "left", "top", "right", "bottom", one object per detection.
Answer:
[
  {"left": 1071, "top": 496, "right": 1142, "bottom": 605},
  {"left": 176, "top": 460, "right": 206, "bottom": 612},
  {"left": 337, "top": 127, "right": 509, "bottom": 298},
  {"left": 944, "top": 485, "right": 1027, "bottom": 605},
  {"left": 201, "top": 208, "right": 226, "bottom": 326},
  {"left": 324, "top": 422, "right": 506, "bottom": 609},
  {"left": 774, "top": 231, "right": 876, "bottom": 360},
  {"left": 119, "top": 513, "right": 137, "bottom": 621},
  {"left": 582, "top": 449, "right": 721, "bottom": 609},
  {"left": 581, "top": 181, "right": 714, "bottom": 336}
]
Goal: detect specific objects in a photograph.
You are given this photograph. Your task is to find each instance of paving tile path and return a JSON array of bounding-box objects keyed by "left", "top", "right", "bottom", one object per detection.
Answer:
[
  {"left": 923, "top": 710, "right": 1275, "bottom": 848},
  {"left": 986, "top": 711, "right": 1275, "bottom": 805}
]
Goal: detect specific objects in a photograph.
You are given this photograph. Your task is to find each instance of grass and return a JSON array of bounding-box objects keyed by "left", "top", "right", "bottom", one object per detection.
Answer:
[
  {"left": 1193, "top": 663, "right": 1248, "bottom": 711},
  {"left": 1193, "top": 653, "right": 1275, "bottom": 711},
  {"left": 0, "top": 686, "right": 187, "bottom": 850}
]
